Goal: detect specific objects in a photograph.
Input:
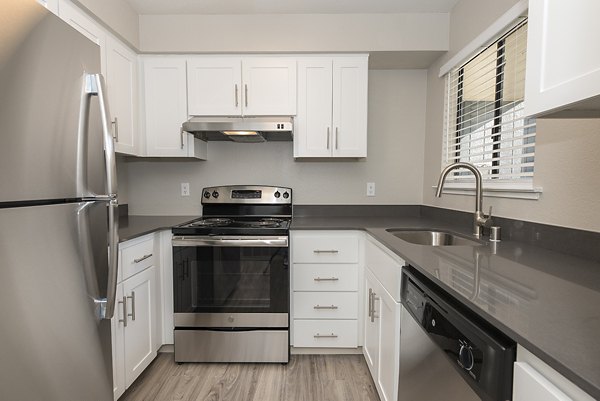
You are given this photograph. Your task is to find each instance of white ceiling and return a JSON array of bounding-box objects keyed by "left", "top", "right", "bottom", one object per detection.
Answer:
[{"left": 126, "top": 0, "right": 460, "bottom": 15}]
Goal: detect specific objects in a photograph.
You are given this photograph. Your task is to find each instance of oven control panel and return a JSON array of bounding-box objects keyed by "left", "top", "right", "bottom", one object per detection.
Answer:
[{"left": 201, "top": 185, "right": 292, "bottom": 204}]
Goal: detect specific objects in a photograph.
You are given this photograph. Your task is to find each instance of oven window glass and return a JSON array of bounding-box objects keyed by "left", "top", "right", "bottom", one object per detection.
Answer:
[{"left": 173, "top": 246, "right": 289, "bottom": 314}]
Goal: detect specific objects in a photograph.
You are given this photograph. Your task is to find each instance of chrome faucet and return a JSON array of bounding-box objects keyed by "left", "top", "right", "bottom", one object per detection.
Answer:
[{"left": 435, "top": 162, "right": 493, "bottom": 238}]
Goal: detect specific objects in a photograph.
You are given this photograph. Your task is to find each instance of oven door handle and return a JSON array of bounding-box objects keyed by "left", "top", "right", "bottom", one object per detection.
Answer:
[{"left": 172, "top": 236, "right": 288, "bottom": 247}]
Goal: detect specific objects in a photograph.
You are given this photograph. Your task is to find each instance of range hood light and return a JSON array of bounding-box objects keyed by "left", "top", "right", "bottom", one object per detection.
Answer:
[{"left": 222, "top": 131, "right": 259, "bottom": 136}]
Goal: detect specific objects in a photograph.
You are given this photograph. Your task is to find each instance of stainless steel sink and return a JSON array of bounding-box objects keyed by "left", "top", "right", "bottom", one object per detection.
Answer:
[{"left": 386, "top": 229, "right": 484, "bottom": 247}]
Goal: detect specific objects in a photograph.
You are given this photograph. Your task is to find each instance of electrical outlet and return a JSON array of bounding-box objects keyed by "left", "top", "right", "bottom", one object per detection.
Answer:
[
  {"left": 181, "top": 182, "right": 190, "bottom": 197},
  {"left": 367, "top": 182, "right": 376, "bottom": 197}
]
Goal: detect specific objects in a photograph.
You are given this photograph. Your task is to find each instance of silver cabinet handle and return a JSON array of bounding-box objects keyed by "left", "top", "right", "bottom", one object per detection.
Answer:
[
  {"left": 118, "top": 296, "right": 127, "bottom": 327},
  {"left": 235, "top": 84, "right": 239, "bottom": 107},
  {"left": 313, "top": 249, "right": 339, "bottom": 254},
  {"left": 314, "top": 277, "right": 339, "bottom": 282},
  {"left": 245, "top": 84, "right": 248, "bottom": 107},
  {"left": 314, "top": 305, "right": 338, "bottom": 310},
  {"left": 326, "top": 127, "right": 330, "bottom": 150},
  {"left": 133, "top": 254, "right": 153, "bottom": 263},
  {"left": 127, "top": 291, "right": 136, "bottom": 321},
  {"left": 371, "top": 295, "right": 380, "bottom": 322},
  {"left": 368, "top": 288, "right": 373, "bottom": 318},
  {"left": 83, "top": 74, "right": 118, "bottom": 320},
  {"left": 335, "top": 127, "right": 339, "bottom": 149},
  {"left": 180, "top": 127, "right": 185, "bottom": 149},
  {"left": 111, "top": 117, "right": 119, "bottom": 142},
  {"left": 314, "top": 333, "right": 338, "bottom": 338}
]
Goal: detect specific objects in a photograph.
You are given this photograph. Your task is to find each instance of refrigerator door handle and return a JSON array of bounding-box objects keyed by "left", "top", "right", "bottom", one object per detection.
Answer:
[
  {"left": 84, "top": 73, "right": 118, "bottom": 198},
  {"left": 84, "top": 73, "right": 119, "bottom": 320}
]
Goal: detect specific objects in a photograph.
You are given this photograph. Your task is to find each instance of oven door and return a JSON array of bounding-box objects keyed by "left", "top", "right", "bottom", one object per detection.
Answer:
[{"left": 172, "top": 236, "right": 289, "bottom": 327}]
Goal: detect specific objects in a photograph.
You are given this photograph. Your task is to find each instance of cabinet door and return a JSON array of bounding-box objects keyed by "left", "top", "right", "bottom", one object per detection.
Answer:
[
  {"left": 525, "top": 0, "right": 600, "bottom": 117},
  {"left": 332, "top": 58, "right": 368, "bottom": 157},
  {"left": 123, "top": 266, "right": 157, "bottom": 388},
  {"left": 111, "top": 283, "right": 126, "bottom": 401},
  {"left": 294, "top": 58, "right": 333, "bottom": 157},
  {"left": 363, "top": 269, "right": 380, "bottom": 380},
  {"left": 513, "top": 362, "right": 572, "bottom": 401},
  {"left": 58, "top": 0, "right": 106, "bottom": 74},
  {"left": 106, "top": 36, "right": 138, "bottom": 155},
  {"left": 187, "top": 58, "right": 242, "bottom": 116},
  {"left": 242, "top": 58, "right": 297, "bottom": 116},
  {"left": 377, "top": 287, "right": 401, "bottom": 401},
  {"left": 143, "top": 57, "right": 190, "bottom": 157}
]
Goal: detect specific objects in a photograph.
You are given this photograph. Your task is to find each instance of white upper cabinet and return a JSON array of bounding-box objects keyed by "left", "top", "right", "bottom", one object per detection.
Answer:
[
  {"left": 142, "top": 57, "right": 207, "bottom": 159},
  {"left": 187, "top": 58, "right": 242, "bottom": 116},
  {"left": 106, "top": 36, "right": 138, "bottom": 155},
  {"left": 295, "top": 58, "right": 334, "bottom": 157},
  {"left": 295, "top": 56, "right": 368, "bottom": 158},
  {"left": 186, "top": 57, "right": 297, "bottom": 117},
  {"left": 525, "top": 0, "right": 600, "bottom": 117},
  {"left": 242, "top": 58, "right": 297, "bottom": 116},
  {"left": 332, "top": 58, "right": 368, "bottom": 157}
]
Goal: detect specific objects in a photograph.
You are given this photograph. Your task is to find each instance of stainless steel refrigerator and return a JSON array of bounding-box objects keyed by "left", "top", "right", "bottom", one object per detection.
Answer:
[{"left": 0, "top": 2, "right": 118, "bottom": 400}]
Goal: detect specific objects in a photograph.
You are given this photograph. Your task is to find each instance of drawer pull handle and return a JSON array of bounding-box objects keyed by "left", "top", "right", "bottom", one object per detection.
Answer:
[
  {"left": 314, "top": 304, "right": 338, "bottom": 310},
  {"left": 313, "top": 249, "right": 339, "bottom": 254},
  {"left": 314, "top": 333, "right": 338, "bottom": 338},
  {"left": 133, "top": 253, "right": 153, "bottom": 263},
  {"left": 314, "top": 277, "right": 339, "bottom": 282}
]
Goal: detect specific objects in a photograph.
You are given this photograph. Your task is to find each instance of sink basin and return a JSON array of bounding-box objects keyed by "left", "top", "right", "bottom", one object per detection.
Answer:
[{"left": 386, "top": 229, "right": 483, "bottom": 247}]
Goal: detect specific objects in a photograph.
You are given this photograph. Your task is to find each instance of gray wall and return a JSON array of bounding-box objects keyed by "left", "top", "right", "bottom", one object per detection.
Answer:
[
  {"left": 422, "top": 0, "right": 600, "bottom": 232},
  {"left": 121, "top": 69, "right": 427, "bottom": 215}
]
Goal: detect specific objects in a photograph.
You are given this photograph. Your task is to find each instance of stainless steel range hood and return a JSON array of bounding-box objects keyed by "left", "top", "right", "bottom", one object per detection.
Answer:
[{"left": 182, "top": 117, "right": 293, "bottom": 143}]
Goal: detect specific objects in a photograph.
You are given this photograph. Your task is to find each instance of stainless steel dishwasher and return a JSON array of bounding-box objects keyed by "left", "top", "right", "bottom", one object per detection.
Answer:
[{"left": 399, "top": 267, "right": 516, "bottom": 401}]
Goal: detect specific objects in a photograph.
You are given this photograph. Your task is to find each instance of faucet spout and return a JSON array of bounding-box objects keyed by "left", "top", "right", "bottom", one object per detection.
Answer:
[{"left": 435, "top": 162, "right": 490, "bottom": 238}]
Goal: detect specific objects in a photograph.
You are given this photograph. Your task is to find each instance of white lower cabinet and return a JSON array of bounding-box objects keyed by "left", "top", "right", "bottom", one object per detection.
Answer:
[
  {"left": 364, "top": 268, "right": 401, "bottom": 401},
  {"left": 364, "top": 236, "right": 404, "bottom": 401},
  {"left": 513, "top": 345, "right": 595, "bottom": 401},
  {"left": 112, "top": 234, "right": 161, "bottom": 400},
  {"left": 291, "top": 230, "right": 362, "bottom": 349}
]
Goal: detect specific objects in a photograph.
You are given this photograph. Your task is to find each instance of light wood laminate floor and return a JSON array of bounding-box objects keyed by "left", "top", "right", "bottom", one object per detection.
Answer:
[{"left": 120, "top": 353, "right": 380, "bottom": 401}]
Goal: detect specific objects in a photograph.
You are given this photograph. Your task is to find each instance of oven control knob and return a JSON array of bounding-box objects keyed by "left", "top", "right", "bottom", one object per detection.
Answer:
[
  {"left": 274, "top": 191, "right": 281, "bottom": 198},
  {"left": 228, "top": 316, "right": 234, "bottom": 323},
  {"left": 203, "top": 191, "right": 211, "bottom": 199},
  {"left": 283, "top": 192, "right": 289, "bottom": 199},
  {"left": 459, "top": 344, "right": 475, "bottom": 371},
  {"left": 212, "top": 191, "right": 219, "bottom": 198}
]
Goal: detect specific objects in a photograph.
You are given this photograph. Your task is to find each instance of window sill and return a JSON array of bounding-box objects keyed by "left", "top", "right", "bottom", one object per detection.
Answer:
[{"left": 431, "top": 185, "right": 542, "bottom": 200}]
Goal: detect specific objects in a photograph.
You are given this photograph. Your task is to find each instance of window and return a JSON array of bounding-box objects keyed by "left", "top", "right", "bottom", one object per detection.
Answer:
[{"left": 443, "top": 20, "right": 536, "bottom": 191}]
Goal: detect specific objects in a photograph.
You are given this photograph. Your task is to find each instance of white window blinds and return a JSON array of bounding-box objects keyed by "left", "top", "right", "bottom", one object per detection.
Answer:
[{"left": 443, "top": 20, "right": 535, "bottom": 187}]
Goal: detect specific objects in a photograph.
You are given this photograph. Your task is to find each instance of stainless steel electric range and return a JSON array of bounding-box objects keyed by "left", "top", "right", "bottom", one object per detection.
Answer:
[{"left": 171, "top": 185, "right": 291, "bottom": 363}]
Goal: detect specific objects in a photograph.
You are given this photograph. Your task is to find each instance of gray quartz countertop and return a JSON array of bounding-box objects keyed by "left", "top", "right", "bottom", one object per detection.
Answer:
[
  {"left": 292, "top": 216, "right": 600, "bottom": 399},
  {"left": 118, "top": 215, "right": 197, "bottom": 242}
]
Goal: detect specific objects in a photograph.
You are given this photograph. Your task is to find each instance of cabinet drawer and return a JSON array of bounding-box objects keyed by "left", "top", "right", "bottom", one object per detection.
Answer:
[
  {"left": 120, "top": 235, "right": 155, "bottom": 281},
  {"left": 292, "top": 232, "right": 359, "bottom": 263},
  {"left": 293, "top": 292, "right": 357, "bottom": 319},
  {"left": 293, "top": 320, "right": 357, "bottom": 348},
  {"left": 293, "top": 264, "right": 358, "bottom": 291}
]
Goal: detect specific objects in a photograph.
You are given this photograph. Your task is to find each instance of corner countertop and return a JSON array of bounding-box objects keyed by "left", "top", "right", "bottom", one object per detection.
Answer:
[
  {"left": 118, "top": 215, "right": 197, "bottom": 242},
  {"left": 291, "top": 216, "right": 600, "bottom": 399}
]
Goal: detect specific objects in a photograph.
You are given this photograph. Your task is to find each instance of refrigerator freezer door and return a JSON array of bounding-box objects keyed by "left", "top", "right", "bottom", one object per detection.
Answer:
[
  {"left": 0, "top": 202, "right": 113, "bottom": 401},
  {"left": 0, "top": 3, "right": 108, "bottom": 203}
]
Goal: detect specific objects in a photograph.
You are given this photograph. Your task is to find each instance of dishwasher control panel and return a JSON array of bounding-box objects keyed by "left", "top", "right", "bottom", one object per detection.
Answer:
[{"left": 401, "top": 266, "right": 516, "bottom": 401}]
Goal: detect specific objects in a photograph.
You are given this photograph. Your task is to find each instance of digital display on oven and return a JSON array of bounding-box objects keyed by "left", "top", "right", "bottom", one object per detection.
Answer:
[{"left": 231, "top": 190, "right": 262, "bottom": 199}]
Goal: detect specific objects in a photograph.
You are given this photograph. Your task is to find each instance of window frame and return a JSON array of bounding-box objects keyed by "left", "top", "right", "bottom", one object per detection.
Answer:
[{"left": 439, "top": 18, "right": 542, "bottom": 200}]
